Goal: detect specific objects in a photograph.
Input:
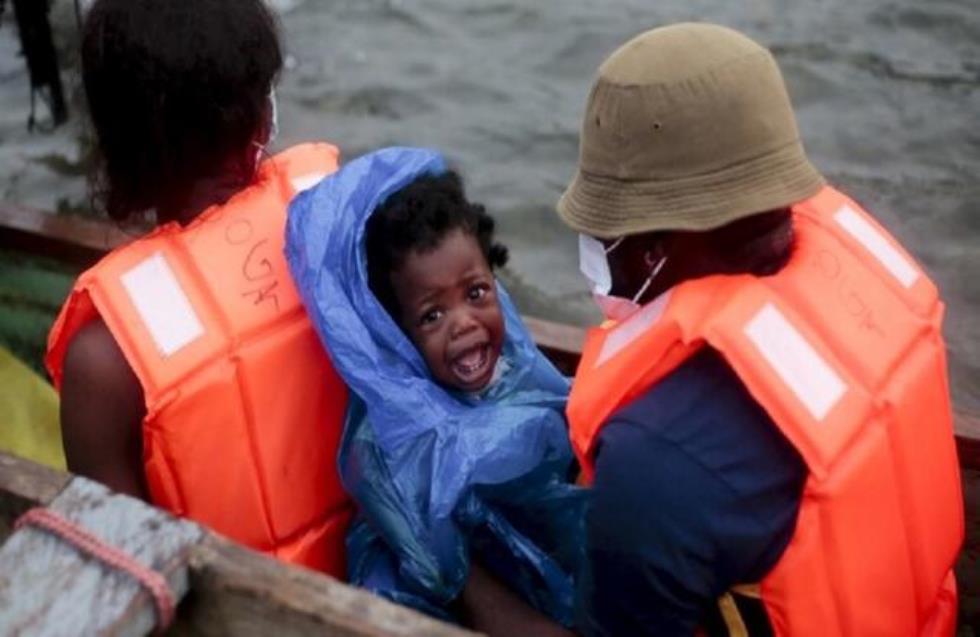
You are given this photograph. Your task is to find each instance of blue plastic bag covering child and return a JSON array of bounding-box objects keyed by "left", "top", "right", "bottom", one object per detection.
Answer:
[{"left": 285, "top": 147, "right": 587, "bottom": 624}]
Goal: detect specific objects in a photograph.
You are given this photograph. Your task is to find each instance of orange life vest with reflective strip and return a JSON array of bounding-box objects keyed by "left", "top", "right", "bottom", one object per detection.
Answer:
[
  {"left": 47, "top": 143, "right": 352, "bottom": 576},
  {"left": 568, "top": 186, "right": 963, "bottom": 636}
]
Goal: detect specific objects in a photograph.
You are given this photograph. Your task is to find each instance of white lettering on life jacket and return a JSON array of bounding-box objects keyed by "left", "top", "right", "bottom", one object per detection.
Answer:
[
  {"left": 291, "top": 173, "right": 328, "bottom": 194},
  {"left": 121, "top": 252, "right": 205, "bottom": 357},
  {"left": 596, "top": 290, "right": 673, "bottom": 367},
  {"left": 834, "top": 205, "right": 919, "bottom": 289},
  {"left": 744, "top": 303, "right": 846, "bottom": 421}
]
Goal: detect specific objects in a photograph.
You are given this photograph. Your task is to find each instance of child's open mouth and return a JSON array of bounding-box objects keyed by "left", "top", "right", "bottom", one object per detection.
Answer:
[{"left": 450, "top": 343, "right": 494, "bottom": 389}]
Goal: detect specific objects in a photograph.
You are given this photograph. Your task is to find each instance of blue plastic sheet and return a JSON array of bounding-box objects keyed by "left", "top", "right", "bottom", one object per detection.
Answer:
[{"left": 285, "top": 147, "right": 588, "bottom": 624}]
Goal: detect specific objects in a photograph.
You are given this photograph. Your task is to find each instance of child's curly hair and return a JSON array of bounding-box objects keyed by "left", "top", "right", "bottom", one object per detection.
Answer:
[
  {"left": 366, "top": 171, "right": 509, "bottom": 320},
  {"left": 81, "top": 0, "right": 282, "bottom": 223}
]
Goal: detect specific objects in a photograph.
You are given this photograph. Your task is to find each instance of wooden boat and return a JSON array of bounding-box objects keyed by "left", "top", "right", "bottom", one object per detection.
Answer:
[{"left": 0, "top": 201, "right": 977, "bottom": 635}]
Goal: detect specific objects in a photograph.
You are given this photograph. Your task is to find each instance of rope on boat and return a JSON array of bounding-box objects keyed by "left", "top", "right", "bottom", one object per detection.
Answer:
[{"left": 14, "top": 507, "right": 176, "bottom": 634}]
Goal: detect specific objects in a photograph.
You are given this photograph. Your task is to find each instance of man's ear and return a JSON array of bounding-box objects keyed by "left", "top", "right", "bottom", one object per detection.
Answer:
[{"left": 642, "top": 233, "right": 668, "bottom": 267}]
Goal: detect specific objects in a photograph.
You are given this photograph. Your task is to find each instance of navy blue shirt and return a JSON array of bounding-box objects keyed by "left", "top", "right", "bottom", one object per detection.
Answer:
[{"left": 576, "top": 348, "right": 807, "bottom": 636}]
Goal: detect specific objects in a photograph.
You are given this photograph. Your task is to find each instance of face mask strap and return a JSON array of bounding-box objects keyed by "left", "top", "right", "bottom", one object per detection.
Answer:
[
  {"left": 630, "top": 255, "right": 668, "bottom": 304},
  {"left": 250, "top": 86, "right": 279, "bottom": 174},
  {"left": 267, "top": 87, "right": 279, "bottom": 144},
  {"left": 604, "top": 236, "right": 626, "bottom": 255}
]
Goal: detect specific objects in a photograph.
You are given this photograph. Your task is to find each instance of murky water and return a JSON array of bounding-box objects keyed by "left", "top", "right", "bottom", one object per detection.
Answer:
[{"left": 0, "top": 0, "right": 978, "bottom": 411}]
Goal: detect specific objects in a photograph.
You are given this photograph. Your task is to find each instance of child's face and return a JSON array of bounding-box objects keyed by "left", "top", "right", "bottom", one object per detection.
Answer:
[{"left": 391, "top": 229, "right": 505, "bottom": 392}]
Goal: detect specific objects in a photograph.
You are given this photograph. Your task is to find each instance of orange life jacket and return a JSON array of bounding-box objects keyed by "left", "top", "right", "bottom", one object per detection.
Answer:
[
  {"left": 47, "top": 143, "right": 352, "bottom": 576},
  {"left": 568, "top": 186, "right": 963, "bottom": 636}
]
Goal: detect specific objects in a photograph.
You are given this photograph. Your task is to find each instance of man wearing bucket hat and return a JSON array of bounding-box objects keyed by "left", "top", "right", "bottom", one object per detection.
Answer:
[{"left": 560, "top": 23, "right": 962, "bottom": 636}]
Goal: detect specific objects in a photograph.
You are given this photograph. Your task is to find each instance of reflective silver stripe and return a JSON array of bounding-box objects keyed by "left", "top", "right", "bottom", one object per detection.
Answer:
[
  {"left": 290, "top": 172, "right": 328, "bottom": 194},
  {"left": 595, "top": 290, "right": 672, "bottom": 367},
  {"left": 834, "top": 205, "right": 919, "bottom": 288},
  {"left": 120, "top": 253, "right": 204, "bottom": 357},
  {"left": 744, "top": 303, "right": 846, "bottom": 421}
]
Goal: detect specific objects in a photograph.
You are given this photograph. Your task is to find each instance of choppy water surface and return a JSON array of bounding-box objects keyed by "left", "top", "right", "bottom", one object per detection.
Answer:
[{"left": 1, "top": 0, "right": 978, "bottom": 410}]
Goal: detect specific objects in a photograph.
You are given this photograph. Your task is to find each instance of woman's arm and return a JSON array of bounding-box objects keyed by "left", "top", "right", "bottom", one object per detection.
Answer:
[{"left": 60, "top": 317, "right": 148, "bottom": 499}]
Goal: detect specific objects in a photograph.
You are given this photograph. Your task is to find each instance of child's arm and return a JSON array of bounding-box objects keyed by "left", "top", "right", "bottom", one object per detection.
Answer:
[{"left": 460, "top": 561, "right": 576, "bottom": 637}]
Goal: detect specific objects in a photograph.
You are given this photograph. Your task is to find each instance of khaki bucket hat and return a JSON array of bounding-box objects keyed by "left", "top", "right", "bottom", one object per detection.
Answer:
[{"left": 558, "top": 23, "right": 825, "bottom": 238}]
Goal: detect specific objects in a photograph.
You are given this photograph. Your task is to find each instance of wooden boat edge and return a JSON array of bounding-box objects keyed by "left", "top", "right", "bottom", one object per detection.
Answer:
[{"left": 0, "top": 450, "right": 476, "bottom": 636}]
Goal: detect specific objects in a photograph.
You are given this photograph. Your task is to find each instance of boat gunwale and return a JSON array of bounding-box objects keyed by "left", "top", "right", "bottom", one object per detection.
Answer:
[{"left": 2, "top": 200, "right": 976, "bottom": 470}]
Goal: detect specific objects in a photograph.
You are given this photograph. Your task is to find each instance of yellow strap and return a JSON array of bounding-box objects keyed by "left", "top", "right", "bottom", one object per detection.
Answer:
[
  {"left": 731, "top": 583, "right": 762, "bottom": 599},
  {"left": 718, "top": 593, "right": 749, "bottom": 637},
  {"left": 0, "top": 347, "right": 66, "bottom": 470}
]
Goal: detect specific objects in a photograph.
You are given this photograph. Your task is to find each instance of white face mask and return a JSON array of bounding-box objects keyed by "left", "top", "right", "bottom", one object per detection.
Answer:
[{"left": 578, "top": 234, "right": 667, "bottom": 321}]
